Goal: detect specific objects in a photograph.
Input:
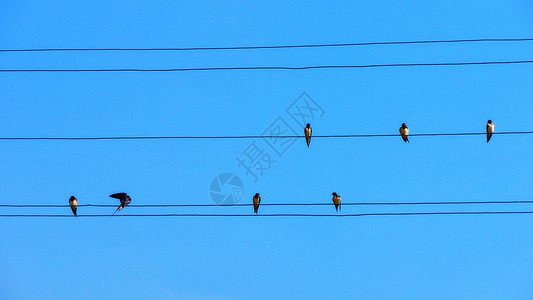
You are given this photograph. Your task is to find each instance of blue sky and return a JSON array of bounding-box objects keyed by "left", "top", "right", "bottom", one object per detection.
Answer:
[{"left": 1, "top": 1, "right": 533, "bottom": 299}]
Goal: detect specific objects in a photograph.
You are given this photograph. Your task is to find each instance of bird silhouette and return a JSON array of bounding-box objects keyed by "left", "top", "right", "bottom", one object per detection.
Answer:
[
  {"left": 253, "top": 193, "right": 261, "bottom": 214},
  {"left": 399, "top": 123, "right": 409, "bottom": 143},
  {"left": 69, "top": 196, "right": 78, "bottom": 216},
  {"left": 486, "top": 120, "right": 495, "bottom": 143},
  {"left": 109, "top": 193, "right": 132, "bottom": 215},
  {"left": 332, "top": 192, "right": 341, "bottom": 212},
  {"left": 304, "top": 123, "right": 312, "bottom": 147}
]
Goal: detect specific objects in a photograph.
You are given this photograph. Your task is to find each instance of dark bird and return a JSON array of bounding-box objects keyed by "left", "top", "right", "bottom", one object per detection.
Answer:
[
  {"left": 69, "top": 196, "right": 78, "bottom": 216},
  {"left": 253, "top": 193, "right": 261, "bottom": 214},
  {"left": 486, "top": 120, "right": 495, "bottom": 143},
  {"left": 304, "top": 123, "right": 312, "bottom": 147},
  {"left": 399, "top": 123, "right": 409, "bottom": 143},
  {"left": 109, "top": 193, "right": 131, "bottom": 215},
  {"left": 332, "top": 192, "right": 341, "bottom": 212}
]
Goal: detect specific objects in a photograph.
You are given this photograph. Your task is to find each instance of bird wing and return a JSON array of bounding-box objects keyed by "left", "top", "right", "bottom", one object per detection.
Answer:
[{"left": 109, "top": 193, "right": 127, "bottom": 201}]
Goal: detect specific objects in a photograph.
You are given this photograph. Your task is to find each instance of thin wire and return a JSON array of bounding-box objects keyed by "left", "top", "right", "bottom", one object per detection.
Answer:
[
  {"left": 1, "top": 38, "right": 533, "bottom": 52},
  {"left": 1, "top": 211, "right": 533, "bottom": 217},
  {"left": 0, "top": 131, "right": 531, "bottom": 141},
  {"left": 2, "top": 200, "right": 533, "bottom": 208},
  {"left": 1, "top": 60, "right": 533, "bottom": 73}
]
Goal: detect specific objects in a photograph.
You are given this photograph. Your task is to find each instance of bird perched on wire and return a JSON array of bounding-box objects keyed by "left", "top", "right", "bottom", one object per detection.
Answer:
[
  {"left": 304, "top": 123, "right": 312, "bottom": 147},
  {"left": 399, "top": 123, "right": 409, "bottom": 143},
  {"left": 69, "top": 196, "right": 78, "bottom": 216},
  {"left": 332, "top": 192, "right": 341, "bottom": 212},
  {"left": 253, "top": 193, "right": 261, "bottom": 214},
  {"left": 486, "top": 120, "right": 495, "bottom": 143},
  {"left": 110, "top": 193, "right": 131, "bottom": 215}
]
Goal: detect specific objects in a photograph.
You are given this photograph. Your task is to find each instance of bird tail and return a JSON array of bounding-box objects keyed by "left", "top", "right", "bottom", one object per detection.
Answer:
[{"left": 112, "top": 206, "right": 121, "bottom": 216}]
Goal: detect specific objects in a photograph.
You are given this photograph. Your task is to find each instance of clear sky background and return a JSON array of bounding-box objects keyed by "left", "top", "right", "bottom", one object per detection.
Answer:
[{"left": 1, "top": 1, "right": 533, "bottom": 299}]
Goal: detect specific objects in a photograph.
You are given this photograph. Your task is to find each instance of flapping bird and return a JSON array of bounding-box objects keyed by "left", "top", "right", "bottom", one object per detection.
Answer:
[
  {"left": 253, "top": 193, "right": 261, "bottom": 214},
  {"left": 486, "top": 120, "right": 495, "bottom": 143},
  {"left": 399, "top": 123, "right": 409, "bottom": 143},
  {"left": 332, "top": 192, "right": 341, "bottom": 212},
  {"left": 69, "top": 196, "right": 78, "bottom": 216},
  {"left": 304, "top": 123, "right": 312, "bottom": 147},
  {"left": 109, "top": 193, "right": 131, "bottom": 215}
]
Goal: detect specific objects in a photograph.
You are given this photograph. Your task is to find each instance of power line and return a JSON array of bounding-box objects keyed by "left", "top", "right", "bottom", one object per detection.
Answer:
[
  {"left": 2, "top": 200, "right": 533, "bottom": 208},
  {"left": 1, "top": 60, "right": 533, "bottom": 73},
  {"left": 0, "top": 131, "right": 532, "bottom": 141},
  {"left": 1, "top": 38, "right": 533, "bottom": 53},
  {"left": 1, "top": 211, "right": 533, "bottom": 217}
]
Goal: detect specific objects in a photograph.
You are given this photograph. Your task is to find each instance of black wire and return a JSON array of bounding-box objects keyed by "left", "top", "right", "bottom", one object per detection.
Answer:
[
  {"left": 0, "top": 131, "right": 531, "bottom": 141},
  {"left": 2, "top": 200, "right": 533, "bottom": 208},
  {"left": 1, "top": 38, "right": 533, "bottom": 52},
  {"left": 1, "top": 211, "right": 533, "bottom": 217},
  {"left": 1, "top": 60, "right": 533, "bottom": 73}
]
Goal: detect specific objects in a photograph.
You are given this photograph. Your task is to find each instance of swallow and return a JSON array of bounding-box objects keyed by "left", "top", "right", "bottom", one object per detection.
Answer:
[
  {"left": 109, "top": 193, "right": 131, "bottom": 215},
  {"left": 486, "top": 120, "right": 495, "bottom": 143},
  {"left": 69, "top": 196, "right": 78, "bottom": 216},
  {"left": 399, "top": 123, "right": 409, "bottom": 143},
  {"left": 253, "top": 193, "right": 261, "bottom": 214},
  {"left": 332, "top": 192, "right": 341, "bottom": 212},
  {"left": 304, "top": 123, "right": 312, "bottom": 147}
]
